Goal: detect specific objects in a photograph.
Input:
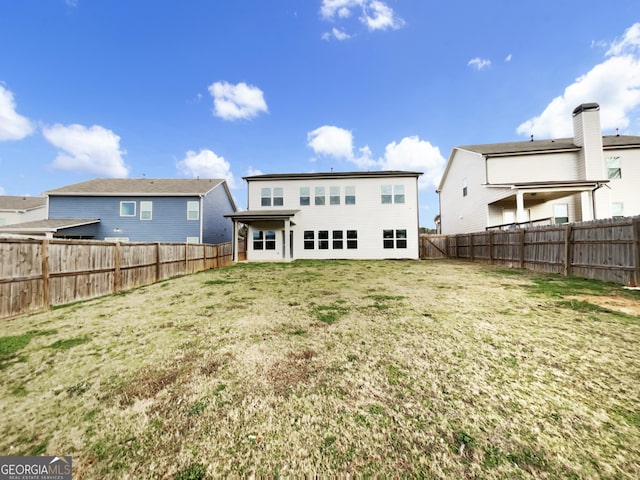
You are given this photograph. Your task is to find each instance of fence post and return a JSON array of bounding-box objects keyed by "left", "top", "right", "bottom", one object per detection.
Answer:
[
  {"left": 113, "top": 242, "right": 121, "bottom": 293},
  {"left": 563, "top": 224, "right": 573, "bottom": 277},
  {"left": 469, "top": 234, "right": 474, "bottom": 261},
  {"left": 519, "top": 229, "right": 525, "bottom": 268},
  {"left": 632, "top": 217, "right": 640, "bottom": 286},
  {"left": 41, "top": 239, "right": 51, "bottom": 309},
  {"left": 488, "top": 231, "right": 494, "bottom": 264},
  {"left": 155, "top": 242, "right": 161, "bottom": 282}
]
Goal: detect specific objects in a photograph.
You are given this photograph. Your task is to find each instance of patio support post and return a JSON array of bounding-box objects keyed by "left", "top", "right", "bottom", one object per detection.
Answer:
[
  {"left": 231, "top": 219, "right": 239, "bottom": 262},
  {"left": 516, "top": 191, "right": 527, "bottom": 224},
  {"left": 284, "top": 218, "right": 291, "bottom": 260}
]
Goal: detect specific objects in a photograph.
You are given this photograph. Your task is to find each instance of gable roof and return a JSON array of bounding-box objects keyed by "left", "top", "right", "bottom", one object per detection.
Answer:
[
  {"left": 0, "top": 196, "right": 46, "bottom": 212},
  {"left": 243, "top": 170, "right": 423, "bottom": 181},
  {"left": 458, "top": 135, "right": 640, "bottom": 156},
  {"left": 0, "top": 218, "right": 99, "bottom": 234},
  {"left": 44, "top": 178, "right": 226, "bottom": 196}
]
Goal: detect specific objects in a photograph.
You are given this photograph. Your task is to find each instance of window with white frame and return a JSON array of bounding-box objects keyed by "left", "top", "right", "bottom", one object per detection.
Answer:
[
  {"left": 346, "top": 230, "right": 358, "bottom": 249},
  {"left": 304, "top": 230, "right": 314, "bottom": 249},
  {"left": 253, "top": 230, "right": 276, "bottom": 250},
  {"left": 612, "top": 202, "right": 624, "bottom": 219},
  {"left": 381, "top": 185, "right": 405, "bottom": 204},
  {"left": 332, "top": 230, "right": 343, "bottom": 249},
  {"left": 187, "top": 201, "right": 199, "bottom": 220},
  {"left": 330, "top": 186, "right": 340, "bottom": 205},
  {"left": 394, "top": 185, "right": 405, "bottom": 204},
  {"left": 463, "top": 178, "right": 468, "bottom": 197},
  {"left": 383, "top": 229, "right": 407, "bottom": 248},
  {"left": 553, "top": 204, "right": 569, "bottom": 224},
  {"left": 318, "top": 230, "right": 329, "bottom": 249},
  {"left": 261, "top": 188, "right": 272, "bottom": 206},
  {"left": 345, "top": 186, "right": 356, "bottom": 205},
  {"left": 300, "top": 187, "right": 310, "bottom": 206},
  {"left": 607, "top": 156, "right": 621, "bottom": 179},
  {"left": 120, "top": 201, "right": 136, "bottom": 217},
  {"left": 315, "top": 187, "right": 326, "bottom": 206},
  {"left": 273, "top": 187, "right": 284, "bottom": 206},
  {"left": 186, "top": 236, "right": 200, "bottom": 244},
  {"left": 140, "top": 201, "right": 152, "bottom": 220}
]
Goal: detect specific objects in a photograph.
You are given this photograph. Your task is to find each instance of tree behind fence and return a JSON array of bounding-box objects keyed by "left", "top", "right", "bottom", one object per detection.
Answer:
[
  {"left": 0, "top": 238, "right": 246, "bottom": 319},
  {"left": 420, "top": 216, "right": 640, "bottom": 286}
]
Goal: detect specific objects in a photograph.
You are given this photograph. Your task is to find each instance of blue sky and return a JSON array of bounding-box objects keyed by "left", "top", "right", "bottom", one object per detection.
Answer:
[{"left": 1, "top": 0, "right": 639, "bottom": 227}]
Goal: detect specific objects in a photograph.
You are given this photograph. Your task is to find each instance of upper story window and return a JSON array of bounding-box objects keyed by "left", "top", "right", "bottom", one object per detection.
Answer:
[
  {"left": 120, "top": 201, "right": 136, "bottom": 217},
  {"left": 463, "top": 178, "right": 468, "bottom": 197},
  {"left": 315, "top": 186, "right": 326, "bottom": 206},
  {"left": 187, "top": 201, "right": 199, "bottom": 220},
  {"left": 607, "top": 156, "right": 621, "bottom": 179},
  {"left": 260, "top": 187, "right": 283, "bottom": 207},
  {"left": 140, "top": 201, "right": 153, "bottom": 220},
  {"left": 345, "top": 186, "right": 356, "bottom": 205},
  {"left": 381, "top": 185, "right": 405, "bottom": 204},
  {"left": 330, "top": 186, "right": 340, "bottom": 205},
  {"left": 300, "top": 187, "right": 310, "bottom": 206}
]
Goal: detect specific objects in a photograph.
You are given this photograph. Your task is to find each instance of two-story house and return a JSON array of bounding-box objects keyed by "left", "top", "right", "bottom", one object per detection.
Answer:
[
  {"left": 0, "top": 196, "right": 46, "bottom": 227},
  {"left": 437, "top": 103, "right": 640, "bottom": 234},
  {"left": 226, "top": 171, "right": 422, "bottom": 261},
  {"left": 0, "top": 178, "right": 237, "bottom": 243}
]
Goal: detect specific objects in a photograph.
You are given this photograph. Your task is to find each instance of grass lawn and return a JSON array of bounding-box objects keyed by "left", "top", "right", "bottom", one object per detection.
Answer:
[{"left": 1, "top": 259, "right": 639, "bottom": 479}]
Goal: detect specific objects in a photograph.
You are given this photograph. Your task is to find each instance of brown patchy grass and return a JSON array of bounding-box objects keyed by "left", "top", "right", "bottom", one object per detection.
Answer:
[{"left": 0, "top": 259, "right": 639, "bottom": 479}]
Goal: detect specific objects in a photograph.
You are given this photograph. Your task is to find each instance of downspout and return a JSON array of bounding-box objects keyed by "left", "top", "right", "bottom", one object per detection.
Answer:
[{"left": 590, "top": 182, "right": 610, "bottom": 220}]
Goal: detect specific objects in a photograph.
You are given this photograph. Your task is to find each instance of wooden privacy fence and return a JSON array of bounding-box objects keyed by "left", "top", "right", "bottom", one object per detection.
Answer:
[
  {"left": 0, "top": 238, "right": 246, "bottom": 320},
  {"left": 420, "top": 216, "right": 640, "bottom": 286}
]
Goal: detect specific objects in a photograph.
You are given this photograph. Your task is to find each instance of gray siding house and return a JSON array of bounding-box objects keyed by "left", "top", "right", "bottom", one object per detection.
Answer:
[{"left": 0, "top": 178, "right": 237, "bottom": 243}]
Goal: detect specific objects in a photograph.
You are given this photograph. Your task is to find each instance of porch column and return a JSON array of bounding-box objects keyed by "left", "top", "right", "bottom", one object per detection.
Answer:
[
  {"left": 231, "top": 220, "right": 239, "bottom": 262},
  {"left": 581, "top": 191, "right": 594, "bottom": 221},
  {"left": 516, "top": 191, "right": 527, "bottom": 224},
  {"left": 284, "top": 218, "right": 291, "bottom": 259}
]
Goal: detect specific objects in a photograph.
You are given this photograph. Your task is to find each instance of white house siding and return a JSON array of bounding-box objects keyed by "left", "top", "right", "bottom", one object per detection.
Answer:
[
  {"left": 0, "top": 206, "right": 46, "bottom": 226},
  {"left": 439, "top": 150, "right": 492, "bottom": 234},
  {"left": 606, "top": 147, "right": 640, "bottom": 217},
  {"left": 486, "top": 152, "right": 580, "bottom": 184},
  {"left": 246, "top": 174, "right": 420, "bottom": 260}
]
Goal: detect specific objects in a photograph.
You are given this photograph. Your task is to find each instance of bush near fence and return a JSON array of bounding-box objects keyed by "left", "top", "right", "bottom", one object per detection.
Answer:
[
  {"left": 0, "top": 237, "right": 246, "bottom": 319},
  {"left": 420, "top": 216, "right": 640, "bottom": 286}
]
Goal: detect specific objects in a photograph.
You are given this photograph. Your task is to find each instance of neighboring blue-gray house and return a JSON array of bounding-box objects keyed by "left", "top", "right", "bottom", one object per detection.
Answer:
[{"left": 0, "top": 178, "right": 237, "bottom": 243}]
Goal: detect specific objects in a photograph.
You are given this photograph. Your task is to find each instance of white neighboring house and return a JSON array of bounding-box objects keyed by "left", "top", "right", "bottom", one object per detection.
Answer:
[
  {"left": 0, "top": 196, "right": 46, "bottom": 226},
  {"left": 437, "top": 103, "right": 640, "bottom": 234},
  {"left": 226, "top": 171, "right": 423, "bottom": 261}
]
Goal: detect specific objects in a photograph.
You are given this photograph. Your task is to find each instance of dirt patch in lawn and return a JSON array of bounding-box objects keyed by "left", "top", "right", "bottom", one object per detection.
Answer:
[
  {"left": 1, "top": 260, "right": 638, "bottom": 479},
  {"left": 567, "top": 294, "right": 640, "bottom": 316}
]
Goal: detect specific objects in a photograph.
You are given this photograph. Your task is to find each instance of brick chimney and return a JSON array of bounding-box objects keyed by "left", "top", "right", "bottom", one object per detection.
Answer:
[{"left": 572, "top": 103, "right": 604, "bottom": 180}]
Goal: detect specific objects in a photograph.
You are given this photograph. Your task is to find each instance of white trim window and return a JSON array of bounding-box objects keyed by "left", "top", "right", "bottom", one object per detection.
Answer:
[
  {"left": 300, "top": 187, "right": 310, "bottom": 206},
  {"left": 315, "top": 187, "right": 326, "bottom": 206},
  {"left": 140, "top": 201, "right": 153, "bottom": 220},
  {"left": 381, "top": 185, "right": 405, "bottom": 204},
  {"left": 345, "top": 186, "right": 356, "bottom": 205},
  {"left": 187, "top": 201, "right": 200, "bottom": 220},
  {"left": 607, "top": 156, "right": 621, "bottom": 179},
  {"left": 612, "top": 202, "right": 624, "bottom": 219},
  {"left": 186, "top": 236, "right": 200, "bottom": 244},
  {"left": 383, "top": 229, "right": 407, "bottom": 249},
  {"left": 553, "top": 204, "right": 569, "bottom": 224},
  {"left": 120, "top": 201, "right": 136, "bottom": 217}
]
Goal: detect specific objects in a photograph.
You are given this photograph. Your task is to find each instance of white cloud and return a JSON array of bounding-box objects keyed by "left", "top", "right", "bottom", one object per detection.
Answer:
[
  {"left": 322, "top": 27, "right": 352, "bottom": 41},
  {"left": 42, "top": 123, "right": 128, "bottom": 177},
  {"left": 0, "top": 85, "right": 34, "bottom": 141},
  {"left": 306, "top": 126, "right": 445, "bottom": 187},
  {"left": 176, "top": 149, "right": 236, "bottom": 187},
  {"left": 307, "top": 125, "right": 355, "bottom": 160},
  {"left": 606, "top": 22, "right": 640, "bottom": 56},
  {"left": 517, "top": 23, "right": 640, "bottom": 138},
  {"left": 246, "top": 166, "right": 263, "bottom": 177},
  {"left": 379, "top": 136, "right": 446, "bottom": 189},
  {"left": 505, "top": 53, "right": 513, "bottom": 62},
  {"left": 468, "top": 57, "right": 491, "bottom": 70},
  {"left": 0, "top": 186, "right": 5, "bottom": 195},
  {"left": 208, "top": 81, "right": 268, "bottom": 121},
  {"left": 360, "top": 0, "right": 404, "bottom": 31},
  {"left": 320, "top": 0, "right": 361, "bottom": 20},
  {"left": 319, "top": 0, "right": 404, "bottom": 35}
]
